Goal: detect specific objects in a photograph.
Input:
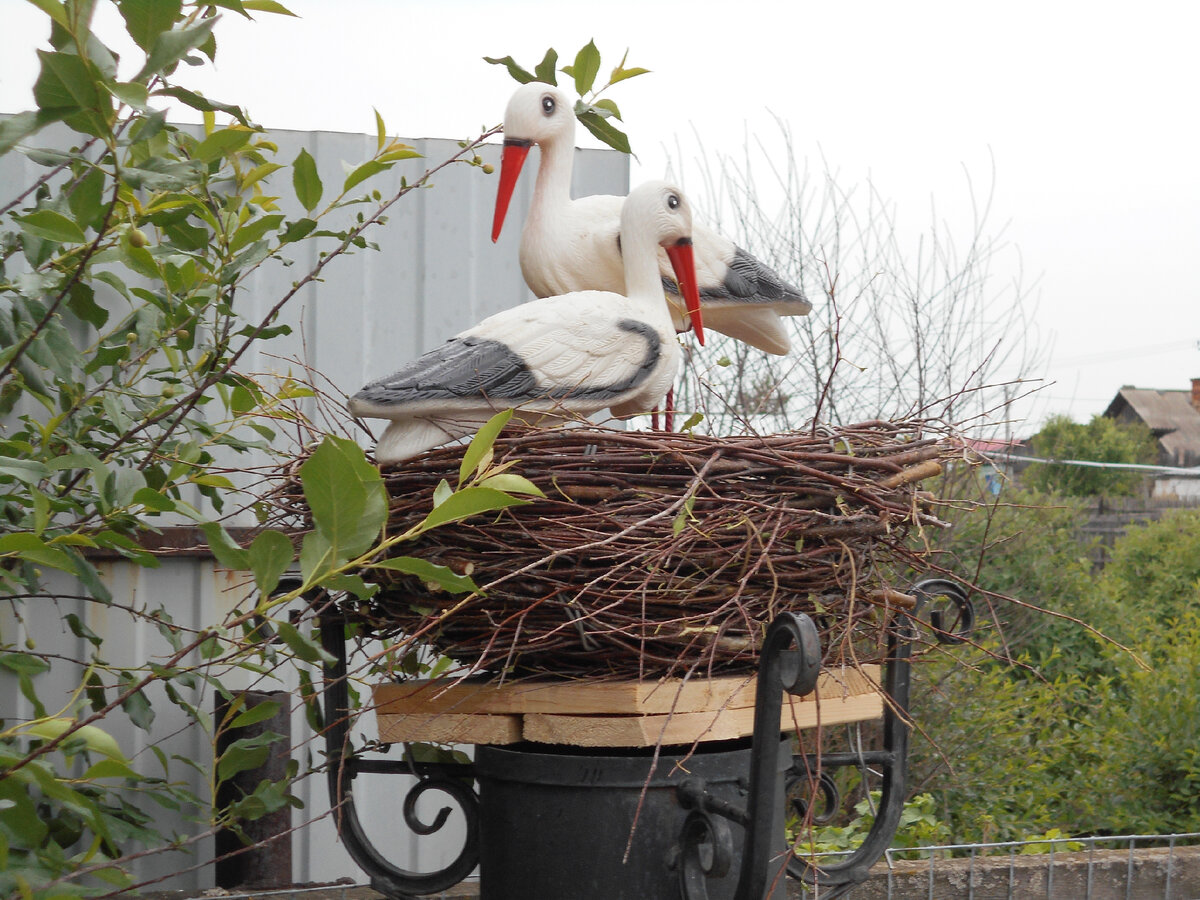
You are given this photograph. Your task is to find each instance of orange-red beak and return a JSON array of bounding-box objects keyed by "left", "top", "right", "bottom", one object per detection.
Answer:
[
  {"left": 491, "top": 138, "right": 531, "bottom": 243},
  {"left": 665, "top": 238, "right": 704, "bottom": 346}
]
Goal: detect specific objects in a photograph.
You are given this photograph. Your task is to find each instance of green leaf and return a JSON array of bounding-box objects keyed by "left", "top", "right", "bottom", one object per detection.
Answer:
[
  {"left": 229, "top": 698, "right": 282, "bottom": 728},
  {"left": 132, "top": 486, "right": 175, "bottom": 512},
  {"left": 30, "top": 488, "right": 50, "bottom": 535},
  {"left": 593, "top": 98, "right": 622, "bottom": 121},
  {"left": 216, "top": 733, "right": 279, "bottom": 782},
  {"left": 298, "top": 530, "right": 332, "bottom": 585},
  {"left": 153, "top": 85, "right": 253, "bottom": 127},
  {"left": 432, "top": 478, "right": 453, "bottom": 507},
  {"left": 0, "top": 654, "right": 50, "bottom": 677},
  {"left": 242, "top": 160, "right": 283, "bottom": 188},
  {"left": 478, "top": 472, "right": 545, "bottom": 497},
  {"left": 24, "top": 718, "right": 128, "bottom": 761},
  {"left": 292, "top": 147, "right": 322, "bottom": 212},
  {"left": 229, "top": 212, "right": 284, "bottom": 251},
  {"left": 0, "top": 457, "right": 51, "bottom": 484},
  {"left": 484, "top": 54, "right": 535, "bottom": 84},
  {"left": 118, "top": 0, "right": 183, "bottom": 51},
  {"left": 569, "top": 40, "right": 602, "bottom": 95},
  {"left": 534, "top": 48, "right": 559, "bottom": 84},
  {"left": 67, "top": 167, "right": 108, "bottom": 231},
  {"left": 421, "top": 486, "right": 529, "bottom": 531},
  {"left": 247, "top": 529, "right": 293, "bottom": 596},
  {"left": 200, "top": 521, "right": 250, "bottom": 570},
  {"left": 378, "top": 145, "right": 421, "bottom": 163},
  {"left": 459, "top": 408, "right": 513, "bottom": 485},
  {"left": 0, "top": 532, "right": 78, "bottom": 574},
  {"left": 610, "top": 65, "right": 650, "bottom": 86},
  {"left": 13, "top": 209, "right": 87, "bottom": 244},
  {"left": 321, "top": 572, "right": 378, "bottom": 600},
  {"left": 280, "top": 217, "right": 317, "bottom": 243},
  {"left": 673, "top": 494, "right": 696, "bottom": 536},
  {"left": 274, "top": 620, "right": 332, "bottom": 665},
  {"left": 26, "top": 0, "right": 69, "bottom": 28},
  {"left": 242, "top": 0, "right": 298, "bottom": 14},
  {"left": 192, "top": 126, "right": 254, "bottom": 163},
  {"left": 108, "top": 80, "right": 150, "bottom": 109},
  {"left": 135, "top": 16, "right": 219, "bottom": 81},
  {"left": 0, "top": 109, "right": 64, "bottom": 155},
  {"left": 373, "top": 107, "right": 386, "bottom": 152},
  {"left": 33, "top": 49, "right": 103, "bottom": 112},
  {"left": 67, "top": 281, "right": 108, "bottom": 328},
  {"left": 299, "top": 434, "right": 386, "bottom": 562},
  {"left": 82, "top": 758, "right": 140, "bottom": 781},
  {"left": 342, "top": 159, "right": 389, "bottom": 193},
  {"left": 577, "top": 109, "right": 631, "bottom": 154},
  {"left": 65, "top": 613, "right": 102, "bottom": 647},
  {"left": 122, "top": 688, "right": 155, "bottom": 730},
  {"left": 370, "top": 556, "right": 480, "bottom": 594}
]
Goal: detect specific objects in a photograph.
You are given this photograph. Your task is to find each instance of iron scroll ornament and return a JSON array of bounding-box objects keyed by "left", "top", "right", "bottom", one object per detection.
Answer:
[
  {"left": 674, "top": 579, "right": 973, "bottom": 900},
  {"left": 319, "top": 614, "right": 480, "bottom": 897},
  {"left": 787, "top": 578, "right": 973, "bottom": 898},
  {"left": 677, "top": 611, "right": 822, "bottom": 900}
]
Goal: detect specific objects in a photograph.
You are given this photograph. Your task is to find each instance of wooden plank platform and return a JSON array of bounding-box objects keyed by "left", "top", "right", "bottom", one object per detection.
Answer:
[{"left": 373, "top": 666, "right": 882, "bottom": 748}]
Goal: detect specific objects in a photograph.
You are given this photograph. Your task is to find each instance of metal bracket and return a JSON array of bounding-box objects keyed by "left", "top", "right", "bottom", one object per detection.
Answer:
[
  {"left": 677, "top": 611, "right": 822, "bottom": 900},
  {"left": 786, "top": 578, "right": 972, "bottom": 899},
  {"left": 319, "top": 614, "right": 479, "bottom": 898}
]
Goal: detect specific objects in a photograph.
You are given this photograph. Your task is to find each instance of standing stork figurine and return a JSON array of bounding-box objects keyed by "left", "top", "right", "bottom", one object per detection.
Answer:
[
  {"left": 491, "top": 81, "right": 812, "bottom": 356},
  {"left": 350, "top": 180, "right": 704, "bottom": 464}
]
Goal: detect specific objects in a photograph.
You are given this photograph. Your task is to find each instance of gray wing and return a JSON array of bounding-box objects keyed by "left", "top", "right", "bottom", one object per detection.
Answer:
[
  {"left": 667, "top": 246, "right": 810, "bottom": 313},
  {"left": 351, "top": 336, "right": 538, "bottom": 412}
]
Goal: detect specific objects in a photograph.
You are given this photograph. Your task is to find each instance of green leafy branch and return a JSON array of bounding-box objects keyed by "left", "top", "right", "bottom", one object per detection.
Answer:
[{"left": 485, "top": 39, "right": 649, "bottom": 154}]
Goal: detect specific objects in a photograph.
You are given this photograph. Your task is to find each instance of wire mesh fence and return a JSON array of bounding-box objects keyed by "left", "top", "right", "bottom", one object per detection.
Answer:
[
  {"left": 798, "top": 832, "right": 1200, "bottom": 899},
  {"left": 168, "top": 833, "right": 1200, "bottom": 899}
]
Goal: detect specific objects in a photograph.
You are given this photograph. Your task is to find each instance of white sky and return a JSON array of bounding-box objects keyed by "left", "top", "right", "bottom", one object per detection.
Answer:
[{"left": 2, "top": 0, "right": 1198, "bottom": 431}]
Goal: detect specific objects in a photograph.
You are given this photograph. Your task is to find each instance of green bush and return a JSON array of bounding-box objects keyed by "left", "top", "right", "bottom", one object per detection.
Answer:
[
  {"left": 913, "top": 502, "right": 1200, "bottom": 842},
  {"left": 1024, "top": 415, "right": 1157, "bottom": 497}
]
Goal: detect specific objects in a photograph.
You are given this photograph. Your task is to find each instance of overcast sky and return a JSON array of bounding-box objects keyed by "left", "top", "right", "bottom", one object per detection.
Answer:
[{"left": 2, "top": 0, "right": 1197, "bottom": 431}]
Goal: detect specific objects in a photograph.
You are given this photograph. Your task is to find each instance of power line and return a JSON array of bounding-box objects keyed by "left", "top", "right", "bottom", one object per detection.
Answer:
[{"left": 989, "top": 452, "right": 1200, "bottom": 476}]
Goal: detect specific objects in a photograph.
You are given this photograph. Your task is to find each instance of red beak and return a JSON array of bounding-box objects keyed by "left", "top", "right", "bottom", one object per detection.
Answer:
[
  {"left": 491, "top": 139, "right": 531, "bottom": 243},
  {"left": 665, "top": 238, "right": 704, "bottom": 346}
]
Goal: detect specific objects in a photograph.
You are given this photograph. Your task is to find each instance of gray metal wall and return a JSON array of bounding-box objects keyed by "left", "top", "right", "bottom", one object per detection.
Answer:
[{"left": 0, "top": 122, "right": 628, "bottom": 890}]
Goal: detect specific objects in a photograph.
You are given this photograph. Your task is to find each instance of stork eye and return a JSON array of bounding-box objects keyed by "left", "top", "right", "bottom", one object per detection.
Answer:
[
  {"left": 667, "top": 193, "right": 680, "bottom": 210},
  {"left": 541, "top": 94, "right": 556, "bottom": 115}
]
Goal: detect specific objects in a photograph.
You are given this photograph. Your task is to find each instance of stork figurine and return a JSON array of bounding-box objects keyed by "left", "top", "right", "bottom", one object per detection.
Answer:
[
  {"left": 492, "top": 82, "right": 811, "bottom": 355},
  {"left": 350, "top": 181, "right": 704, "bottom": 463}
]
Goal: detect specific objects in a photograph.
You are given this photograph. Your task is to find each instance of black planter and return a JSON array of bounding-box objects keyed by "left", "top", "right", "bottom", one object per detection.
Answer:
[{"left": 475, "top": 739, "right": 790, "bottom": 900}]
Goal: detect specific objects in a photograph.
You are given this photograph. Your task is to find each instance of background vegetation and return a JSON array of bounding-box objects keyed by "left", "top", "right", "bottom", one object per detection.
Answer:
[{"left": 909, "top": 469, "right": 1200, "bottom": 844}]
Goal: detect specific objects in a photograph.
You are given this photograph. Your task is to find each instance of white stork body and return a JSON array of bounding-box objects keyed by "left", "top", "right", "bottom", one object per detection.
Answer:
[
  {"left": 350, "top": 181, "right": 703, "bottom": 463},
  {"left": 493, "top": 82, "right": 812, "bottom": 356}
]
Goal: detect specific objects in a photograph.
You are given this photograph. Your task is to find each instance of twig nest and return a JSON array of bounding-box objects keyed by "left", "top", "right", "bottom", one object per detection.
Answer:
[{"left": 327, "top": 422, "right": 951, "bottom": 677}]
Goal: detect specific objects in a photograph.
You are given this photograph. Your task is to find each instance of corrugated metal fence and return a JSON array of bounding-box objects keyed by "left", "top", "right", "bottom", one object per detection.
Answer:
[{"left": 0, "top": 121, "right": 627, "bottom": 891}]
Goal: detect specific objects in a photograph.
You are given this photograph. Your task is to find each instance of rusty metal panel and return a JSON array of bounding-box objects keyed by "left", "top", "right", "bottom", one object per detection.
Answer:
[{"left": 0, "top": 120, "right": 627, "bottom": 890}]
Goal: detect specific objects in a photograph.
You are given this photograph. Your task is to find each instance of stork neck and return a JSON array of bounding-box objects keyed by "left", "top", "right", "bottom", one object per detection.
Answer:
[
  {"left": 622, "top": 232, "right": 668, "bottom": 304},
  {"left": 530, "top": 134, "right": 575, "bottom": 211}
]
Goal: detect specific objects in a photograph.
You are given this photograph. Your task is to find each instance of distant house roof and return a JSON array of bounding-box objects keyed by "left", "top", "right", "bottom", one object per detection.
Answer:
[{"left": 1104, "top": 386, "right": 1200, "bottom": 467}]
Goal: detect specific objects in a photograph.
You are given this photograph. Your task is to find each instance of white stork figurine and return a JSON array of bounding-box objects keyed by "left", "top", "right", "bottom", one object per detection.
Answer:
[
  {"left": 350, "top": 180, "right": 704, "bottom": 464},
  {"left": 491, "top": 82, "right": 811, "bottom": 355}
]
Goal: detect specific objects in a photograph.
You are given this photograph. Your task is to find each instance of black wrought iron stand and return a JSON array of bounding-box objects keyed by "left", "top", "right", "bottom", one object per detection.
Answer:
[{"left": 319, "top": 579, "right": 972, "bottom": 899}]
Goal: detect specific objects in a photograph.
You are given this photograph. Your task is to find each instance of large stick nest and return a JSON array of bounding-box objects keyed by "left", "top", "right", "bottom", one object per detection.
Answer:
[{"left": 284, "top": 420, "right": 954, "bottom": 678}]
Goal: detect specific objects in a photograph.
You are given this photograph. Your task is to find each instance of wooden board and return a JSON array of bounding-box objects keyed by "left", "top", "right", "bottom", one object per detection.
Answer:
[
  {"left": 375, "top": 713, "right": 521, "bottom": 745},
  {"left": 522, "top": 689, "right": 883, "bottom": 747},
  {"left": 373, "top": 666, "right": 882, "bottom": 748},
  {"left": 374, "top": 666, "right": 879, "bottom": 716}
]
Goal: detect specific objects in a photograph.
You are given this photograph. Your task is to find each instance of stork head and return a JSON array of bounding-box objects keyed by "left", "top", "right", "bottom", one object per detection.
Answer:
[
  {"left": 491, "top": 82, "right": 575, "bottom": 243},
  {"left": 622, "top": 181, "right": 705, "bottom": 346}
]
